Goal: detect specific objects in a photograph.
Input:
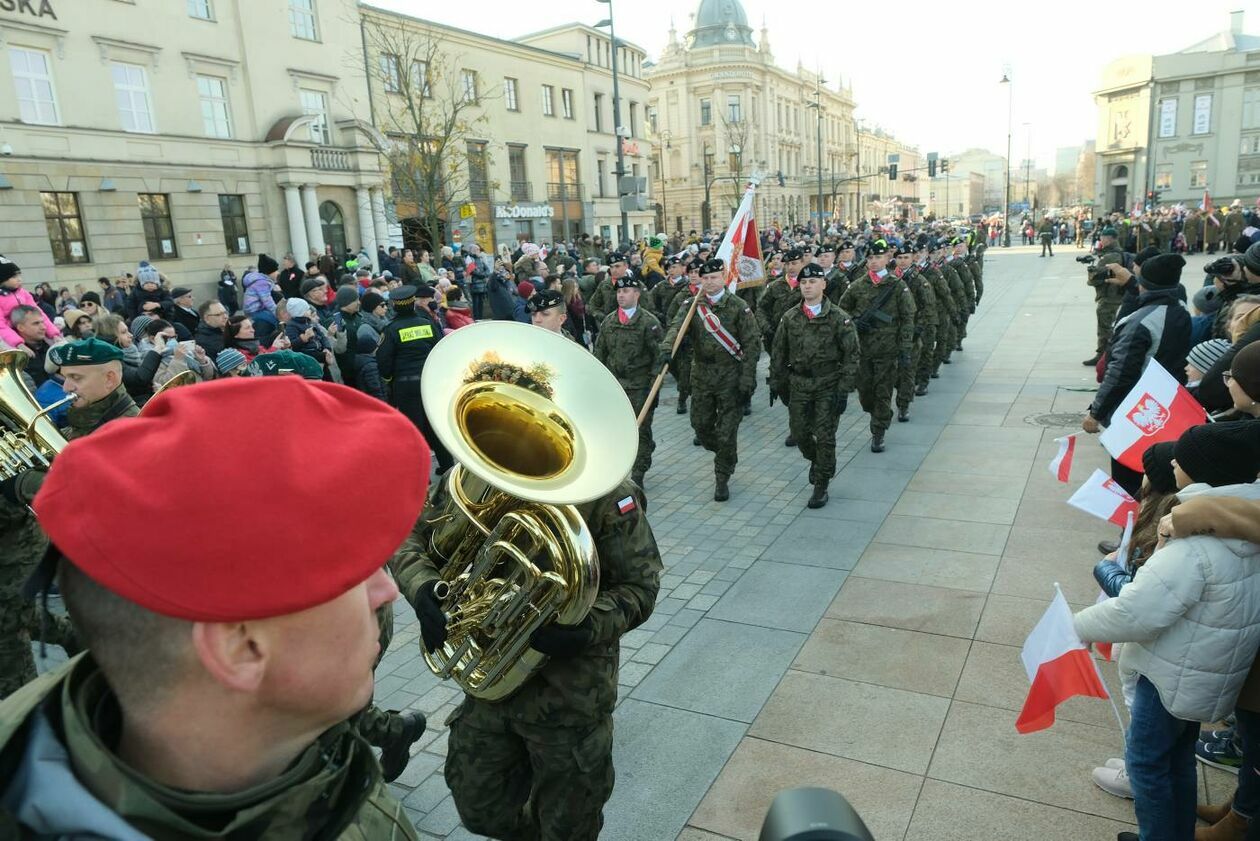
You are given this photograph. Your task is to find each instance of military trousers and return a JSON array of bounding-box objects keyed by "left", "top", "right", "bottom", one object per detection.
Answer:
[
  {"left": 670, "top": 347, "right": 692, "bottom": 401},
  {"left": 445, "top": 701, "right": 615, "bottom": 841},
  {"left": 690, "top": 384, "right": 743, "bottom": 478},
  {"left": 787, "top": 387, "right": 844, "bottom": 483},
  {"left": 934, "top": 317, "right": 956, "bottom": 373},
  {"left": 856, "top": 352, "right": 898, "bottom": 434},
  {"left": 1096, "top": 300, "right": 1121, "bottom": 354},
  {"left": 914, "top": 324, "right": 938, "bottom": 389},
  {"left": 973, "top": 275, "right": 984, "bottom": 304},
  {"left": 896, "top": 336, "right": 922, "bottom": 411},
  {"left": 626, "top": 387, "right": 656, "bottom": 478},
  {"left": 391, "top": 379, "right": 453, "bottom": 472},
  {"left": 356, "top": 600, "right": 405, "bottom": 748}
]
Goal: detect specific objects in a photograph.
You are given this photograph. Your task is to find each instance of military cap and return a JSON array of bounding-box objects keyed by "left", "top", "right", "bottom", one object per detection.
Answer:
[
  {"left": 838, "top": 240, "right": 856, "bottom": 250},
  {"left": 819, "top": 244, "right": 836, "bottom": 254},
  {"left": 700, "top": 258, "right": 726, "bottom": 275},
  {"left": 527, "top": 289, "right": 565, "bottom": 313},
  {"left": 34, "top": 377, "right": 430, "bottom": 622},
  {"left": 799, "top": 263, "right": 826, "bottom": 280},
  {"left": 607, "top": 252, "right": 629, "bottom": 265},
  {"left": 1099, "top": 226, "right": 1118, "bottom": 237},
  {"left": 783, "top": 248, "right": 804, "bottom": 262},
  {"left": 867, "top": 239, "right": 891, "bottom": 255},
  {"left": 664, "top": 254, "right": 684, "bottom": 267},
  {"left": 51, "top": 337, "right": 124, "bottom": 368},
  {"left": 390, "top": 285, "right": 418, "bottom": 307},
  {"left": 614, "top": 274, "right": 644, "bottom": 290},
  {"left": 894, "top": 243, "right": 914, "bottom": 257},
  {"left": 249, "top": 349, "right": 324, "bottom": 380}
]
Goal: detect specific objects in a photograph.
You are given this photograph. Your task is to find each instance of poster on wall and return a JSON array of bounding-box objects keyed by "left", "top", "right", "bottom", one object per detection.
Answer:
[
  {"left": 1193, "top": 94, "right": 1212, "bottom": 135},
  {"left": 1159, "top": 99, "right": 1176, "bottom": 138},
  {"left": 237, "top": 237, "right": 248, "bottom": 252},
  {"left": 69, "top": 242, "right": 84, "bottom": 258},
  {"left": 161, "top": 239, "right": 174, "bottom": 255}
]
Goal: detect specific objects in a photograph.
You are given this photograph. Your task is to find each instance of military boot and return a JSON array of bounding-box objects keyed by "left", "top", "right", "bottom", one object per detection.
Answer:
[
  {"left": 955, "top": 341, "right": 964, "bottom": 352},
  {"left": 870, "top": 432, "right": 886, "bottom": 453},
  {"left": 784, "top": 433, "right": 797, "bottom": 447},
  {"left": 1083, "top": 353, "right": 1102, "bottom": 366},
  {"left": 807, "top": 482, "right": 830, "bottom": 509},
  {"left": 898, "top": 407, "right": 910, "bottom": 423},
  {"left": 379, "top": 710, "right": 427, "bottom": 783},
  {"left": 915, "top": 384, "right": 929, "bottom": 396},
  {"left": 714, "top": 474, "right": 730, "bottom": 502},
  {"left": 676, "top": 395, "right": 688, "bottom": 414},
  {"left": 693, "top": 435, "right": 702, "bottom": 446}
]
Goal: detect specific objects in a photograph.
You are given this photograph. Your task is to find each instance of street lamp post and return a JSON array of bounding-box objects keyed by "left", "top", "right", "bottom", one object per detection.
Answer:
[
  {"left": 700, "top": 143, "right": 713, "bottom": 232},
  {"left": 1023, "top": 122, "right": 1032, "bottom": 213},
  {"left": 595, "top": 1, "right": 628, "bottom": 246},
  {"left": 1000, "top": 71, "right": 1012, "bottom": 247},
  {"left": 809, "top": 77, "right": 825, "bottom": 234},
  {"left": 657, "top": 129, "right": 672, "bottom": 233}
]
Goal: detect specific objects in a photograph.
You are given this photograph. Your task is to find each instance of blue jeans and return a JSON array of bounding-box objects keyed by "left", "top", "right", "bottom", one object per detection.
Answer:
[{"left": 1126, "top": 675, "right": 1198, "bottom": 840}]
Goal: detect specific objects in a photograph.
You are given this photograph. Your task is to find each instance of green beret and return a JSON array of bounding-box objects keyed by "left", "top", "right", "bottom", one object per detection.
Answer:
[
  {"left": 53, "top": 337, "right": 124, "bottom": 367},
  {"left": 248, "top": 350, "right": 323, "bottom": 380},
  {"left": 1100, "top": 226, "right": 1118, "bottom": 237}
]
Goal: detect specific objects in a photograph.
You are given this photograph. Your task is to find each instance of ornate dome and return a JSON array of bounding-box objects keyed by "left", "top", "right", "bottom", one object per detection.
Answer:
[{"left": 688, "top": 0, "right": 755, "bottom": 48}]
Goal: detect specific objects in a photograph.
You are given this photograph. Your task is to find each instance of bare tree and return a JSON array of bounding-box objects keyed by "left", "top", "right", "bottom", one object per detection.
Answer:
[
  {"left": 362, "top": 19, "right": 496, "bottom": 251},
  {"left": 720, "top": 113, "right": 756, "bottom": 219}
]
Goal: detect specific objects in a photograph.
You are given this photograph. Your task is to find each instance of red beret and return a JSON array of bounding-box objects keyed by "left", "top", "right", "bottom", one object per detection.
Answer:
[{"left": 34, "top": 377, "right": 430, "bottom": 621}]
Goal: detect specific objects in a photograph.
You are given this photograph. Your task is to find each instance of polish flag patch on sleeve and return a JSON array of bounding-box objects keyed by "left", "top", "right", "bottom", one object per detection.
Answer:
[{"left": 617, "top": 495, "right": 636, "bottom": 514}]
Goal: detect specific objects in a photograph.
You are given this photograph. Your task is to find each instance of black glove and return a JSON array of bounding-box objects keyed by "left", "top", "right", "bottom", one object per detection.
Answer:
[
  {"left": 530, "top": 615, "right": 594, "bottom": 658},
  {"left": 657, "top": 347, "right": 672, "bottom": 368},
  {"left": 416, "top": 580, "right": 448, "bottom": 654},
  {"left": 833, "top": 392, "right": 848, "bottom": 415},
  {"left": 0, "top": 475, "right": 19, "bottom": 508}
]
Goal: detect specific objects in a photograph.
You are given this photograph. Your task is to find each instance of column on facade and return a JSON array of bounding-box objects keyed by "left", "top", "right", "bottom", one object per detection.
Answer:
[
  {"left": 300, "top": 184, "right": 325, "bottom": 258},
  {"left": 354, "top": 187, "right": 379, "bottom": 269},
  {"left": 282, "top": 184, "right": 310, "bottom": 261},
  {"left": 370, "top": 188, "right": 389, "bottom": 251}
]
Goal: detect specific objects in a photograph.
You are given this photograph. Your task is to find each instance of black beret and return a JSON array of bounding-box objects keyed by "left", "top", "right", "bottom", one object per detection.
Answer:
[
  {"left": 701, "top": 258, "right": 726, "bottom": 275},
  {"left": 894, "top": 243, "right": 914, "bottom": 257},
  {"left": 867, "top": 239, "right": 891, "bottom": 255},
  {"left": 526, "top": 289, "right": 565, "bottom": 313},
  {"left": 783, "top": 248, "right": 804, "bottom": 262},
  {"left": 614, "top": 275, "right": 644, "bottom": 290},
  {"left": 819, "top": 244, "right": 836, "bottom": 254},
  {"left": 839, "top": 240, "right": 855, "bottom": 250},
  {"left": 799, "top": 263, "right": 826, "bottom": 280},
  {"left": 608, "top": 252, "right": 629, "bottom": 265}
]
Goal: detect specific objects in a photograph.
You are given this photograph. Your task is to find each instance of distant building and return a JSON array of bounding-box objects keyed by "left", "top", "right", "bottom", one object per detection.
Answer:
[{"left": 1093, "top": 10, "right": 1260, "bottom": 213}]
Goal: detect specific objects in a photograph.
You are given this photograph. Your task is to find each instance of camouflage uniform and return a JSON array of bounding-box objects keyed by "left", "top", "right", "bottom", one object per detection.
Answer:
[
  {"left": 923, "top": 262, "right": 959, "bottom": 376},
  {"left": 586, "top": 276, "right": 617, "bottom": 324},
  {"left": 1183, "top": 212, "right": 1201, "bottom": 252},
  {"left": 823, "top": 265, "right": 851, "bottom": 305},
  {"left": 839, "top": 271, "right": 916, "bottom": 437},
  {"left": 662, "top": 290, "right": 762, "bottom": 480},
  {"left": 1134, "top": 220, "right": 1151, "bottom": 252},
  {"left": 901, "top": 267, "right": 938, "bottom": 397},
  {"left": 663, "top": 283, "right": 698, "bottom": 408},
  {"left": 966, "top": 248, "right": 985, "bottom": 304},
  {"left": 0, "top": 385, "right": 136, "bottom": 699},
  {"left": 649, "top": 276, "right": 692, "bottom": 408},
  {"left": 390, "top": 476, "right": 662, "bottom": 841},
  {"left": 756, "top": 276, "right": 802, "bottom": 349},
  {"left": 941, "top": 258, "right": 973, "bottom": 344},
  {"left": 769, "top": 299, "right": 860, "bottom": 484},
  {"left": 1089, "top": 241, "right": 1128, "bottom": 354},
  {"left": 594, "top": 306, "right": 664, "bottom": 482},
  {"left": 1155, "top": 216, "right": 1175, "bottom": 253},
  {"left": 1224, "top": 209, "right": 1245, "bottom": 249},
  {"left": 0, "top": 656, "right": 417, "bottom": 838}
]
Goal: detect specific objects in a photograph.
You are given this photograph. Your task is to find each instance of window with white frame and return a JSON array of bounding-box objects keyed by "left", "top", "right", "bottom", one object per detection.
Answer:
[
  {"left": 8, "top": 47, "right": 59, "bottom": 125},
  {"left": 1241, "top": 134, "right": 1260, "bottom": 155},
  {"left": 187, "top": 0, "right": 213, "bottom": 19},
  {"left": 410, "top": 61, "right": 430, "bottom": 98},
  {"left": 1192, "top": 94, "right": 1212, "bottom": 135},
  {"left": 1190, "top": 160, "right": 1208, "bottom": 188},
  {"left": 561, "top": 88, "right": 573, "bottom": 119},
  {"left": 288, "top": 0, "right": 317, "bottom": 41},
  {"left": 727, "top": 94, "right": 741, "bottom": 123},
  {"left": 299, "top": 88, "right": 330, "bottom": 145},
  {"left": 379, "top": 53, "right": 400, "bottom": 93},
  {"left": 504, "top": 77, "right": 518, "bottom": 111},
  {"left": 196, "top": 75, "right": 231, "bottom": 138},
  {"left": 1154, "top": 164, "right": 1172, "bottom": 190},
  {"left": 1244, "top": 88, "right": 1260, "bottom": 130},
  {"left": 460, "top": 69, "right": 477, "bottom": 104},
  {"left": 542, "top": 85, "right": 554, "bottom": 116},
  {"left": 112, "top": 63, "right": 154, "bottom": 133},
  {"left": 1158, "top": 98, "right": 1176, "bottom": 138}
]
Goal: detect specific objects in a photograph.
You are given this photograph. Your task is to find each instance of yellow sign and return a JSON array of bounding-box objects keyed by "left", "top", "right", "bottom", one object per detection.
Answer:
[
  {"left": 459, "top": 203, "right": 477, "bottom": 219},
  {"left": 474, "top": 222, "right": 492, "bottom": 252},
  {"left": 398, "top": 325, "right": 435, "bottom": 342}
]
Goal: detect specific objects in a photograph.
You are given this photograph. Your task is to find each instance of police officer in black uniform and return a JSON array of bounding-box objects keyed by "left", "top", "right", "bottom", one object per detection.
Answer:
[{"left": 377, "top": 284, "right": 452, "bottom": 472}]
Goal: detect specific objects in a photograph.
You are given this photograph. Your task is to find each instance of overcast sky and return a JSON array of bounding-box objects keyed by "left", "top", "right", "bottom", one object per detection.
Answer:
[{"left": 376, "top": 0, "right": 1252, "bottom": 171}]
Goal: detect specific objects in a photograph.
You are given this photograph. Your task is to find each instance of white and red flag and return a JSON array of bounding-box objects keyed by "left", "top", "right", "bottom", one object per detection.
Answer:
[
  {"left": 715, "top": 180, "right": 766, "bottom": 293},
  {"left": 1202, "top": 190, "right": 1220, "bottom": 226},
  {"left": 1016, "top": 587, "right": 1111, "bottom": 734},
  {"left": 1099, "top": 361, "right": 1206, "bottom": 471},
  {"left": 1067, "top": 469, "right": 1140, "bottom": 527},
  {"left": 1093, "top": 511, "right": 1134, "bottom": 662},
  {"left": 1048, "top": 435, "right": 1076, "bottom": 483}
]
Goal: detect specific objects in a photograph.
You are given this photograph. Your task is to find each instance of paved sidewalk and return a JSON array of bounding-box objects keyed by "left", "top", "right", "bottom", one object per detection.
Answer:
[{"left": 34, "top": 245, "right": 1235, "bottom": 839}]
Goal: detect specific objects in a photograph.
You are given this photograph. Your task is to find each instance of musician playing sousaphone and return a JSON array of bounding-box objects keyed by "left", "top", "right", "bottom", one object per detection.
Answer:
[{"left": 390, "top": 322, "right": 661, "bottom": 841}]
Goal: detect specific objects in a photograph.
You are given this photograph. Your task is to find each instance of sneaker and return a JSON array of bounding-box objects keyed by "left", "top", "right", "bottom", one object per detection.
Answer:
[
  {"left": 1091, "top": 765, "right": 1133, "bottom": 800},
  {"left": 1197, "top": 734, "right": 1244, "bottom": 774},
  {"left": 1200, "top": 716, "right": 1237, "bottom": 744},
  {"left": 1104, "top": 757, "right": 1125, "bottom": 770}
]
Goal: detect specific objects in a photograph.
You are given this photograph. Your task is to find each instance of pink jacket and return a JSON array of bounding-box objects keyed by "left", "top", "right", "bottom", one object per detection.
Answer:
[{"left": 0, "top": 288, "right": 62, "bottom": 348}]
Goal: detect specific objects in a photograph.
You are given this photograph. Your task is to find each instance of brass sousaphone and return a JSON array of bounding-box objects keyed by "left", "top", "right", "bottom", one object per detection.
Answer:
[{"left": 418, "top": 321, "right": 637, "bottom": 700}]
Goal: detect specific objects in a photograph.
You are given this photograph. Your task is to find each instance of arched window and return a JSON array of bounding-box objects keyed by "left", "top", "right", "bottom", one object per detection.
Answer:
[{"left": 319, "top": 201, "right": 347, "bottom": 257}]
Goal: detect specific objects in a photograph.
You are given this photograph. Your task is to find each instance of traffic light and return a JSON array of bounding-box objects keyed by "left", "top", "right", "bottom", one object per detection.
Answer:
[
  {"left": 941, "top": 158, "right": 949, "bottom": 173},
  {"left": 927, "top": 152, "right": 938, "bottom": 178},
  {"left": 887, "top": 163, "right": 897, "bottom": 181}
]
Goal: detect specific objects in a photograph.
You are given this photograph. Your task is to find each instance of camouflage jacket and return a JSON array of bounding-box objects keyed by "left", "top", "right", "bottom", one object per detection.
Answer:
[
  {"left": 1088, "top": 242, "right": 1128, "bottom": 303},
  {"left": 838, "top": 271, "right": 916, "bottom": 357},
  {"left": 593, "top": 307, "right": 663, "bottom": 391},
  {"left": 648, "top": 276, "right": 689, "bottom": 326},
  {"left": 0, "top": 656, "right": 417, "bottom": 839},
  {"left": 64, "top": 385, "right": 140, "bottom": 441},
  {"left": 662, "top": 290, "right": 762, "bottom": 395},
  {"left": 966, "top": 253, "right": 984, "bottom": 283},
  {"left": 390, "top": 476, "right": 661, "bottom": 727},
  {"left": 823, "top": 266, "right": 850, "bottom": 305},
  {"left": 769, "top": 299, "right": 860, "bottom": 396},
  {"left": 756, "top": 277, "right": 802, "bottom": 343},
  {"left": 1183, "top": 214, "right": 1201, "bottom": 244},
  {"left": 587, "top": 276, "right": 617, "bottom": 324},
  {"left": 1224, "top": 210, "right": 1245, "bottom": 242},
  {"left": 900, "top": 268, "right": 938, "bottom": 329},
  {"left": 944, "top": 258, "right": 976, "bottom": 309},
  {"left": 923, "top": 265, "right": 959, "bottom": 323}
]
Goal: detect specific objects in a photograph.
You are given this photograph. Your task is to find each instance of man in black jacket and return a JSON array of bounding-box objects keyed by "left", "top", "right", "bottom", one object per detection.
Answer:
[
  {"left": 1083, "top": 252, "right": 1192, "bottom": 495},
  {"left": 1196, "top": 242, "right": 1260, "bottom": 411},
  {"left": 377, "top": 285, "right": 451, "bottom": 473}
]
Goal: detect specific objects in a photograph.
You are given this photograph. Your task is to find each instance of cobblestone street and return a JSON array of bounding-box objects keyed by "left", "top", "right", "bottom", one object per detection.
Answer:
[{"left": 35, "top": 246, "right": 1237, "bottom": 839}]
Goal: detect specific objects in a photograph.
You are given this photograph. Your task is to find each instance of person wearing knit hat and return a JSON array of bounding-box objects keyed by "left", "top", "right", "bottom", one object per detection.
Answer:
[
  {"left": 1085, "top": 249, "right": 1193, "bottom": 496},
  {"left": 62, "top": 307, "right": 94, "bottom": 339},
  {"left": 1141, "top": 441, "right": 1179, "bottom": 496},
  {"left": 334, "top": 284, "right": 359, "bottom": 310},
  {"left": 1173, "top": 421, "right": 1260, "bottom": 488},
  {"left": 256, "top": 253, "right": 279, "bottom": 276},
  {"left": 215, "top": 347, "right": 249, "bottom": 377},
  {"left": 1224, "top": 340, "right": 1260, "bottom": 417},
  {"left": 136, "top": 261, "right": 160, "bottom": 287},
  {"left": 77, "top": 290, "right": 102, "bottom": 320},
  {"left": 1186, "top": 338, "right": 1232, "bottom": 387},
  {"left": 331, "top": 285, "right": 363, "bottom": 387}
]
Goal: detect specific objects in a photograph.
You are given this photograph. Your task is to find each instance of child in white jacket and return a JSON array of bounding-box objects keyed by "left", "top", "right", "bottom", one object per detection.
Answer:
[{"left": 1073, "top": 424, "right": 1260, "bottom": 841}]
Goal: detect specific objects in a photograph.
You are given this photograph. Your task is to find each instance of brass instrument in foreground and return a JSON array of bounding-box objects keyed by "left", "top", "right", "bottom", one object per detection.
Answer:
[
  {"left": 0, "top": 350, "right": 71, "bottom": 480},
  {"left": 419, "top": 322, "right": 637, "bottom": 700}
]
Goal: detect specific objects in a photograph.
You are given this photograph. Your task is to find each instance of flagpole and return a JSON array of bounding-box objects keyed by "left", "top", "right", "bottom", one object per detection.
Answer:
[{"left": 638, "top": 291, "right": 701, "bottom": 427}]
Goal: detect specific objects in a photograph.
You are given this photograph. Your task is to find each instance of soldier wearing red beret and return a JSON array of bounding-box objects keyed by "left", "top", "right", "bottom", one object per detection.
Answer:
[{"left": 0, "top": 377, "right": 431, "bottom": 837}]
